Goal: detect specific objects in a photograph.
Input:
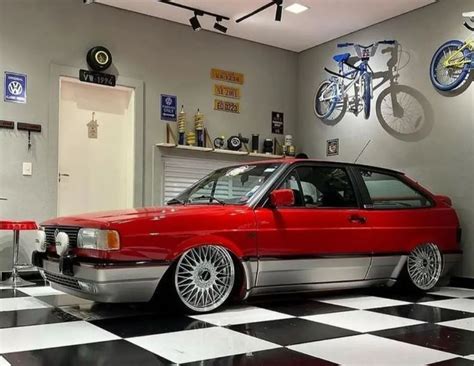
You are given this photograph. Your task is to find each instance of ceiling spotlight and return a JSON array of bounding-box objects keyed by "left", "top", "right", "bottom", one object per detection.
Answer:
[
  {"left": 275, "top": 1, "right": 283, "bottom": 21},
  {"left": 214, "top": 19, "right": 228, "bottom": 34},
  {"left": 285, "top": 3, "right": 309, "bottom": 14},
  {"left": 214, "top": 23, "right": 227, "bottom": 33},
  {"left": 189, "top": 13, "right": 201, "bottom": 31}
]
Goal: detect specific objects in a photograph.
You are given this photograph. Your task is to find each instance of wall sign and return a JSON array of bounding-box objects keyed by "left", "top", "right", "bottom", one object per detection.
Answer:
[
  {"left": 79, "top": 69, "right": 116, "bottom": 87},
  {"left": 0, "top": 120, "right": 15, "bottom": 130},
  {"left": 211, "top": 68, "right": 244, "bottom": 84},
  {"left": 214, "top": 99, "right": 240, "bottom": 113},
  {"left": 271, "top": 111, "right": 284, "bottom": 135},
  {"left": 327, "top": 138, "right": 339, "bottom": 156},
  {"left": 214, "top": 84, "right": 240, "bottom": 99},
  {"left": 4, "top": 72, "right": 27, "bottom": 103},
  {"left": 161, "top": 94, "right": 177, "bottom": 121}
]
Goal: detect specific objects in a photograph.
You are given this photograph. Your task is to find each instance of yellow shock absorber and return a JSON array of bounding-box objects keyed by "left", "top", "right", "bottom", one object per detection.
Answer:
[{"left": 186, "top": 131, "right": 196, "bottom": 146}]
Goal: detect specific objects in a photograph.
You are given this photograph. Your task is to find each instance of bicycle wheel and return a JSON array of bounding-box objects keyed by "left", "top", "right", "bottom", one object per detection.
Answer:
[
  {"left": 314, "top": 80, "right": 338, "bottom": 119},
  {"left": 430, "top": 40, "right": 470, "bottom": 91},
  {"left": 362, "top": 73, "right": 371, "bottom": 119}
]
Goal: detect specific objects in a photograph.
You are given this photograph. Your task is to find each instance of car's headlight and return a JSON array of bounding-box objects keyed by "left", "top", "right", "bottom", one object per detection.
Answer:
[{"left": 77, "top": 228, "right": 120, "bottom": 251}]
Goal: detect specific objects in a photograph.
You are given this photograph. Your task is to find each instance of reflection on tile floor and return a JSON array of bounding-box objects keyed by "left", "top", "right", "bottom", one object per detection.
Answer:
[{"left": 0, "top": 284, "right": 472, "bottom": 365}]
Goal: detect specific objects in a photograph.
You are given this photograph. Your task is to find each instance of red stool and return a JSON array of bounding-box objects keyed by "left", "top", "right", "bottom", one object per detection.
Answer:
[{"left": 0, "top": 221, "right": 38, "bottom": 287}]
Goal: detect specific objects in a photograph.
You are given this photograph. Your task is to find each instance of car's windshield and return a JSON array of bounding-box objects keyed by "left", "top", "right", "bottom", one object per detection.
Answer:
[{"left": 170, "top": 162, "right": 282, "bottom": 205}]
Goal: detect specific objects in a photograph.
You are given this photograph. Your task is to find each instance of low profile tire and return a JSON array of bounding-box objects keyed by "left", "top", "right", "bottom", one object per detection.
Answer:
[
  {"left": 173, "top": 245, "right": 235, "bottom": 313},
  {"left": 404, "top": 243, "right": 443, "bottom": 291}
]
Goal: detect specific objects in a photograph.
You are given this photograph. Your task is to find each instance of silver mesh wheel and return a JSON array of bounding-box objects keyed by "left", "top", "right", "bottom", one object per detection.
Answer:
[
  {"left": 175, "top": 245, "right": 235, "bottom": 313},
  {"left": 407, "top": 243, "right": 442, "bottom": 290}
]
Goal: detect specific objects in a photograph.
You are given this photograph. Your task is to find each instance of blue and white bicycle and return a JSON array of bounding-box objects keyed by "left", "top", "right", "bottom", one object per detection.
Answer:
[{"left": 314, "top": 40, "right": 397, "bottom": 120}]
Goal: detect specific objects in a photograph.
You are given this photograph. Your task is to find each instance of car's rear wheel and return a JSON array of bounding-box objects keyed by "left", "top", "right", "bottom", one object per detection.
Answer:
[
  {"left": 174, "top": 245, "right": 235, "bottom": 313},
  {"left": 406, "top": 243, "right": 443, "bottom": 291}
]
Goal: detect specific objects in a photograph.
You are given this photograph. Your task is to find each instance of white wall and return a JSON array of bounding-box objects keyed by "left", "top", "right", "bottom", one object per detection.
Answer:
[{"left": 297, "top": 0, "right": 474, "bottom": 277}]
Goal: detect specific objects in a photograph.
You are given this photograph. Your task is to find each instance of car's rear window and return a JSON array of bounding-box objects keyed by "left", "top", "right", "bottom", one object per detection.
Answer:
[{"left": 360, "top": 169, "right": 432, "bottom": 208}]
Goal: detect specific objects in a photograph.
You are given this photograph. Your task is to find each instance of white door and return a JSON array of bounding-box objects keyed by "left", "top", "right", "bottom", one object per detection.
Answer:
[{"left": 58, "top": 77, "right": 135, "bottom": 216}]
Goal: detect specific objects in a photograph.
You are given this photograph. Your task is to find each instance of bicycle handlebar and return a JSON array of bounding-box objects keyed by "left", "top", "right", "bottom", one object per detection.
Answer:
[{"left": 337, "top": 40, "right": 396, "bottom": 48}]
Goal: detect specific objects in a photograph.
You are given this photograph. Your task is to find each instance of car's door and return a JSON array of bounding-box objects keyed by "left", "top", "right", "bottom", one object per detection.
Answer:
[
  {"left": 254, "top": 163, "right": 373, "bottom": 287},
  {"left": 353, "top": 167, "right": 438, "bottom": 280}
]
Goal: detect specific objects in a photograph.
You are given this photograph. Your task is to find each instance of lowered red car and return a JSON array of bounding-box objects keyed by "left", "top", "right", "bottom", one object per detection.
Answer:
[{"left": 33, "top": 160, "right": 462, "bottom": 313}]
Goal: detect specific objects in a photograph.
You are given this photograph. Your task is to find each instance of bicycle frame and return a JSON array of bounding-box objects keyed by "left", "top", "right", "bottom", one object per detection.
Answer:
[
  {"left": 319, "top": 58, "right": 371, "bottom": 105},
  {"left": 443, "top": 36, "right": 474, "bottom": 69}
]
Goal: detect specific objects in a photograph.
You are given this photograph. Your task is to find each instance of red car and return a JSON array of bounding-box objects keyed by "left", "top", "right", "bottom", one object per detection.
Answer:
[{"left": 33, "top": 160, "right": 462, "bottom": 313}]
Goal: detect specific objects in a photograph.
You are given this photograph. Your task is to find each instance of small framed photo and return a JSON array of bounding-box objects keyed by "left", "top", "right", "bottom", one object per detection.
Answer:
[{"left": 326, "top": 138, "right": 339, "bottom": 156}]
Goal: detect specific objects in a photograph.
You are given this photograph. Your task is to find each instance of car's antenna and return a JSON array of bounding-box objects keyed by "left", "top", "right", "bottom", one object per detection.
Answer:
[{"left": 354, "top": 139, "right": 371, "bottom": 163}]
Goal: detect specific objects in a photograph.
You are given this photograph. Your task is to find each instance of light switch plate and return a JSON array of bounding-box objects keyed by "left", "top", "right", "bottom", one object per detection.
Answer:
[{"left": 22, "top": 162, "right": 32, "bottom": 176}]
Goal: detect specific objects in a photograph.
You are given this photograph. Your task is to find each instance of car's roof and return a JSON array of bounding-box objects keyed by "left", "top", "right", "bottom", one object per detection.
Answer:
[{"left": 244, "top": 158, "right": 404, "bottom": 175}]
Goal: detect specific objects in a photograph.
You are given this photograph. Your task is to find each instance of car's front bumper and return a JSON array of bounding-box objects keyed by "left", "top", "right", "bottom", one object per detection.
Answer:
[{"left": 33, "top": 252, "right": 169, "bottom": 303}]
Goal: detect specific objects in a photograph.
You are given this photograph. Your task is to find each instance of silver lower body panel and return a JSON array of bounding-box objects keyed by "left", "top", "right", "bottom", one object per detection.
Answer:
[
  {"left": 243, "top": 252, "right": 461, "bottom": 298},
  {"left": 248, "top": 279, "right": 395, "bottom": 297},
  {"left": 256, "top": 257, "right": 371, "bottom": 287},
  {"left": 41, "top": 259, "right": 169, "bottom": 303}
]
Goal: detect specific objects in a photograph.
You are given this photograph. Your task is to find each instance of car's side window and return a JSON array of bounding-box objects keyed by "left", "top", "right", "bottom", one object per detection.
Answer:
[
  {"left": 295, "top": 166, "right": 357, "bottom": 208},
  {"left": 360, "top": 169, "right": 432, "bottom": 208}
]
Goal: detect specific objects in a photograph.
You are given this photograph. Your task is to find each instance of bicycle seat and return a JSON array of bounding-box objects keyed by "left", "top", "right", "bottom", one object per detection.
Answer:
[
  {"left": 333, "top": 53, "right": 351, "bottom": 63},
  {"left": 462, "top": 11, "right": 474, "bottom": 20}
]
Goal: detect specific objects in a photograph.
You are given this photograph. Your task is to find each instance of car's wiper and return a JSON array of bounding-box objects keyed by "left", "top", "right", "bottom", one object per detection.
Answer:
[
  {"left": 167, "top": 198, "right": 186, "bottom": 205},
  {"left": 192, "top": 195, "right": 226, "bottom": 205}
]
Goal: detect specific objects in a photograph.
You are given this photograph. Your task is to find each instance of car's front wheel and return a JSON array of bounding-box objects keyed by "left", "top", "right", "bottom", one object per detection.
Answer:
[
  {"left": 173, "top": 245, "right": 235, "bottom": 313},
  {"left": 405, "top": 243, "right": 443, "bottom": 291}
]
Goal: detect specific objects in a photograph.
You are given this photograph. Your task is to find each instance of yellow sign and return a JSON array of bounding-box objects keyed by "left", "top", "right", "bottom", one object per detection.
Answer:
[
  {"left": 214, "top": 84, "right": 241, "bottom": 99},
  {"left": 211, "top": 68, "right": 244, "bottom": 84},
  {"left": 214, "top": 99, "right": 240, "bottom": 114}
]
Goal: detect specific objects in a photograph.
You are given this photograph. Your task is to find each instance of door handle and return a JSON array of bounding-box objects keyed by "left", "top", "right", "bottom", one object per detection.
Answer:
[
  {"left": 349, "top": 214, "right": 367, "bottom": 224},
  {"left": 58, "top": 173, "right": 70, "bottom": 182}
]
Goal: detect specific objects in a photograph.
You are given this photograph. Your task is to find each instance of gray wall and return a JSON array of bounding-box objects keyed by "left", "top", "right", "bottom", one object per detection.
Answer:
[
  {"left": 297, "top": 0, "right": 474, "bottom": 277},
  {"left": 1, "top": 0, "right": 473, "bottom": 279},
  {"left": 0, "top": 0, "right": 298, "bottom": 270}
]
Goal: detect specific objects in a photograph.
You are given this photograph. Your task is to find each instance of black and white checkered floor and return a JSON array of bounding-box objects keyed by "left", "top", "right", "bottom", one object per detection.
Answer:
[{"left": 0, "top": 283, "right": 473, "bottom": 365}]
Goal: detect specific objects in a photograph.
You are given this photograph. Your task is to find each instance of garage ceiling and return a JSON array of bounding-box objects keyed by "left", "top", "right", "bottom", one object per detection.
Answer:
[{"left": 96, "top": 0, "right": 435, "bottom": 52}]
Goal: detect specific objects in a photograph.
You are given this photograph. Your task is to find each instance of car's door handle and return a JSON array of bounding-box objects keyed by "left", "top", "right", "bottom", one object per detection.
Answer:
[{"left": 349, "top": 214, "right": 367, "bottom": 224}]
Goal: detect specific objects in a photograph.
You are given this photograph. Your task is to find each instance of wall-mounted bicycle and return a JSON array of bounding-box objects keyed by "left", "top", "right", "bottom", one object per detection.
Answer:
[
  {"left": 430, "top": 12, "right": 474, "bottom": 91},
  {"left": 314, "top": 40, "right": 396, "bottom": 120}
]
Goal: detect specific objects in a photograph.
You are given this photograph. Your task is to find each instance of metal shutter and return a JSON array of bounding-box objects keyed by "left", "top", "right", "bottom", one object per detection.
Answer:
[{"left": 162, "top": 156, "right": 235, "bottom": 203}]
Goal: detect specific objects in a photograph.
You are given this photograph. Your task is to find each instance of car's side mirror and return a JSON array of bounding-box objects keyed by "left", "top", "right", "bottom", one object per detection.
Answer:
[{"left": 269, "top": 189, "right": 295, "bottom": 207}]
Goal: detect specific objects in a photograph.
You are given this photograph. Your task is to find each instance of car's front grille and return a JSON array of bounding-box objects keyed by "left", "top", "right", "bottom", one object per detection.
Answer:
[
  {"left": 43, "top": 226, "right": 80, "bottom": 247},
  {"left": 44, "top": 271, "right": 81, "bottom": 290}
]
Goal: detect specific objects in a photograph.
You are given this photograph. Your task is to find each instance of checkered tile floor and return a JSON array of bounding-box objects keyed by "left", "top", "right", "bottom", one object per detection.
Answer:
[{"left": 1, "top": 282, "right": 473, "bottom": 365}]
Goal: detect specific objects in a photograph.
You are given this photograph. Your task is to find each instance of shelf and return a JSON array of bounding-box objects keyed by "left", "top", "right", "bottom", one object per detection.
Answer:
[
  {"left": 249, "top": 152, "right": 285, "bottom": 159},
  {"left": 214, "top": 149, "right": 248, "bottom": 155},
  {"left": 156, "top": 143, "right": 286, "bottom": 159}
]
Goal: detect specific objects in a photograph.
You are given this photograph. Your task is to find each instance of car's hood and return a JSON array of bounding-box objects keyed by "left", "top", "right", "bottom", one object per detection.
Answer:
[{"left": 41, "top": 204, "right": 248, "bottom": 228}]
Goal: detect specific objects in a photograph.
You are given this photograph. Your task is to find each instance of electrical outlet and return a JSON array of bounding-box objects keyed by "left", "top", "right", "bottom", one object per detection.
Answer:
[{"left": 22, "top": 162, "right": 32, "bottom": 176}]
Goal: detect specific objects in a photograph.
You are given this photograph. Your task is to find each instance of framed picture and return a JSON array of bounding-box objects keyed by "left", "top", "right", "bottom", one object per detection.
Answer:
[{"left": 326, "top": 139, "right": 339, "bottom": 156}]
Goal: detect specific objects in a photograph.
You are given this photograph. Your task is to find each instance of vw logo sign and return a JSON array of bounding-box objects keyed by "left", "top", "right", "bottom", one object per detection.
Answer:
[
  {"left": 55, "top": 231, "right": 70, "bottom": 256},
  {"left": 165, "top": 97, "right": 173, "bottom": 106},
  {"left": 8, "top": 81, "right": 23, "bottom": 96}
]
